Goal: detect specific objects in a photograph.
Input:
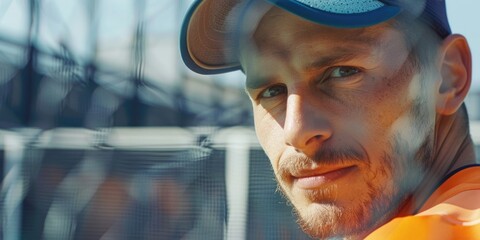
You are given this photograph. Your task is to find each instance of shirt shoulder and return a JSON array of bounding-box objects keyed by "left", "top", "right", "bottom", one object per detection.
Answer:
[{"left": 365, "top": 166, "right": 480, "bottom": 240}]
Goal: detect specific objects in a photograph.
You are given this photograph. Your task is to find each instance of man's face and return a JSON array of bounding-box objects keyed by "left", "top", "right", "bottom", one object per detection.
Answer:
[{"left": 240, "top": 7, "right": 439, "bottom": 239}]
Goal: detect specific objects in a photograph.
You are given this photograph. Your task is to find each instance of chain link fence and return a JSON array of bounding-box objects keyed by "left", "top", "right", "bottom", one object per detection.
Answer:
[{"left": 0, "top": 0, "right": 478, "bottom": 240}]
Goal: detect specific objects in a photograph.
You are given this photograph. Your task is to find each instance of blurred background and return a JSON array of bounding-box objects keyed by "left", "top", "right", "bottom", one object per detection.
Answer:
[{"left": 0, "top": 0, "right": 478, "bottom": 239}]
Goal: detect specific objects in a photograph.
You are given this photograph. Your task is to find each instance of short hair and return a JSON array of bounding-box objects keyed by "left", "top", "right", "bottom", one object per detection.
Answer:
[
  {"left": 389, "top": 13, "right": 443, "bottom": 72},
  {"left": 390, "top": 13, "right": 470, "bottom": 121}
]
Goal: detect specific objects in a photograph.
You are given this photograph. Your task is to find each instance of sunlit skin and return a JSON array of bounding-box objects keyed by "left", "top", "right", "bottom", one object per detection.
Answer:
[{"left": 239, "top": 6, "right": 476, "bottom": 240}]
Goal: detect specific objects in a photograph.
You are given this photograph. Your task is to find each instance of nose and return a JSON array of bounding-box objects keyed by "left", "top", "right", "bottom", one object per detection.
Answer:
[{"left": 283, "top": 94, "right": 332, "bottom": 153}]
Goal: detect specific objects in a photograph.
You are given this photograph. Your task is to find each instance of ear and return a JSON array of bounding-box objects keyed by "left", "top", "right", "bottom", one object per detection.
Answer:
[{"left": 436, "top": 34, "right": 472, "bottom": 115}]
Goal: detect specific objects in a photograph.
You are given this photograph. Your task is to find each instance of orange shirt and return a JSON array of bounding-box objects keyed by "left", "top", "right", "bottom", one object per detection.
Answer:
[{"left": 366, "top": 165, "right": 480, "bottom": 240}]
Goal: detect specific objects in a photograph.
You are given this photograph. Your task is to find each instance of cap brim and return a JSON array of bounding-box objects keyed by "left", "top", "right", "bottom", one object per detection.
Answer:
[
  {"left": 180, "top": 0, "right": 244, "bottom": 75},
  {"left": 180, "top": 0, "right": 401, "bottom": 75}
]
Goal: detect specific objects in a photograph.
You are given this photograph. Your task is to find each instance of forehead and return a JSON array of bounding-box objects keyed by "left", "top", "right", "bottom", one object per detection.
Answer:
[{"left": 240, "top": 6, "right": 399, "bottom": 64}]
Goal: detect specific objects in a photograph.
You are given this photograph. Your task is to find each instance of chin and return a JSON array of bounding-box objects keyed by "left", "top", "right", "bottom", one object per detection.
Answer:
[
  {"left": 294, "top": 202, "right": 361, "bottom": 239},
  {"left": 292, "top": 194, "right": 399, "bottom": 240}
]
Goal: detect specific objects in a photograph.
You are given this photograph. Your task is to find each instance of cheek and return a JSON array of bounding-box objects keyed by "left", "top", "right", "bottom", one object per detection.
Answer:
[
  {"left": 364, "top": 73, "right": 420, "bottom": 135},
  {"left": 334, "top": 75, "right": 421, "bottom": 167},
  {"left": 253, "top": 107, "right": 285, "bottom": 169},
  {"left": 353, "top": 54, "right": 421, "bottom": 129},
  {"left": 334, "top": 84, "right": 409, "bottom": 149}
]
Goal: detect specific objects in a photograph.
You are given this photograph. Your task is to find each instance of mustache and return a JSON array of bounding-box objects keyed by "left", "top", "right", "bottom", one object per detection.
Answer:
[{"left": 278, "top": 148, "right": 367, "bottom": 178}]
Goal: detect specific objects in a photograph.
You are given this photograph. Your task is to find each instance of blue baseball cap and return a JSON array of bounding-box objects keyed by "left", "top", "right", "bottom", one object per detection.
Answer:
[{"left": 180, "top": 0, "right": 451, "bottom": 75}]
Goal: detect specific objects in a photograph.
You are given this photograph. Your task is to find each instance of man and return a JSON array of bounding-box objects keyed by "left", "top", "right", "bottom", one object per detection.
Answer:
[{"left": 180, "top": 0, "right": 480, "bottom": 239}]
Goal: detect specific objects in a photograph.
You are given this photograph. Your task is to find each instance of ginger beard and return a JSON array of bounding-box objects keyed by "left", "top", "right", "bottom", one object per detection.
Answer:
[
  {"left": 276, "top": 128, "right": 434, "bottom": 238},
  {"left": 272, "top": 85, "right": 436, "bottom": 239}
]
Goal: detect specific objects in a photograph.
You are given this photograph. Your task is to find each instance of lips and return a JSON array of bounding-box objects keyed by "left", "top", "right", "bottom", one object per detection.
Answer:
[{"left": 293, "top": 165, "right": 357, "bottom": 189}]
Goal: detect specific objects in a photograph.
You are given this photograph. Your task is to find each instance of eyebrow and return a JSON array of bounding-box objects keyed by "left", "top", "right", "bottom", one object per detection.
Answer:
[
  {"left": 245, "top": 47, "right": 370, "bottom": 91},
  {"left": 304, "top": 50, "right": 361, "bottom": 72},
  {"left": 245, "top": 76, "right": 271, "bottom": 91},
  {"left": 244, "top": 28, "right": 385, "bottom": 91}
]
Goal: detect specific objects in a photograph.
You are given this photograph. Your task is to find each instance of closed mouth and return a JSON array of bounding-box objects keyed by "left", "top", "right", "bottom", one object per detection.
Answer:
[{"left": 293, "top": 165, "right": 357, "bottom": 189}]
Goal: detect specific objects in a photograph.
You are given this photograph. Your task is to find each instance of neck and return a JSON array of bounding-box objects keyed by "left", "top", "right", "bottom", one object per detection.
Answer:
[
  {"left": 432, "top": 111, "right": 477, "bottom": 174},
  {"left": 399, "top": 110, "right": 477, "bottom": 216}
]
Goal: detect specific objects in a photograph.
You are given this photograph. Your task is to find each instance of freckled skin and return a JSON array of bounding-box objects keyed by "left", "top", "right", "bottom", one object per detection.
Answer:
[{"left": 240, "top": 7, "right": 440, "bottom": 239}]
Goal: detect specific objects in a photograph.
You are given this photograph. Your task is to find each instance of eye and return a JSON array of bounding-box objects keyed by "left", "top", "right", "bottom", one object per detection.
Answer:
[
  {"left": 328, "top": 66, "right": 360, "bottom": 78},
  {"left": 259, "top": 85, "right": 287, "bottom": 99}
]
